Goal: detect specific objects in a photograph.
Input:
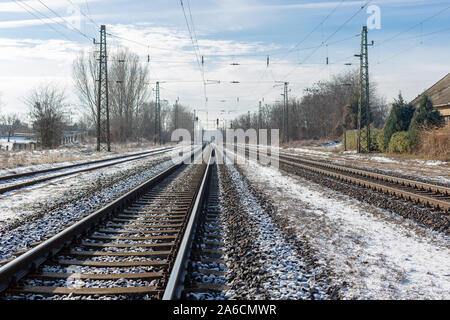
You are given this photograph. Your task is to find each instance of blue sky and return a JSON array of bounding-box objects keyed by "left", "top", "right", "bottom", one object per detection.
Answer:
[{"left": 0, "top": 0, "right": 449, "bottom": 127}]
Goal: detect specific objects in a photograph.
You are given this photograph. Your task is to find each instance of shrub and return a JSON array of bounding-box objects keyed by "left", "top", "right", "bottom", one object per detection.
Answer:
[
  {"left": 417, "top": 125, "right": 450, "bottom": 160},
  {"left": 383, "top": 93, "right": 415, "bottom": 151},
  {"left": 343, "top": 128, "right": 380, "bottom": 152},
  {"left": 388, "top": 131, "right": 411, "bottom": 153},
  {"left": 408, "top": 94, "right": 444, "bottom": 148},
  {"left": 377, "top": 129, "right": 386, "bottom": 152}
]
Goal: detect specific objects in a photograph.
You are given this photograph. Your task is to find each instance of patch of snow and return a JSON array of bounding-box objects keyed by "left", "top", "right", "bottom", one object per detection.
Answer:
[{"left": 228, "top": 149, "right": 450, "bottom": 300}]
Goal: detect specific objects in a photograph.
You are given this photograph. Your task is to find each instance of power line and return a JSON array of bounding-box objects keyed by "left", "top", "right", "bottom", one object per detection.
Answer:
[
  {"left": 280, "top": 0, "right": 373, "bottom": 81},
  {"left": 180, "top": 0, "right": 208, "bottom": 114},
  {"left": 376, "top": 27, "right": 450, "bottom": 65},
  {"left": 375, "top": 5, "right": 450, "bottom": 47},
  {"left": 11, "top": 0, "right": 74, "bottom": 42},
  {"left": 278, "top": 0, "right": 345, "bottom": 61},
  {"left": 65, "top": 0, "right": 99, "bottom": 28},
  {"left": 180, "top": 0, "right": 204, "bottom": 79},
  {"left": 36, "top": 0, "right": 94, "bottom": 42}
]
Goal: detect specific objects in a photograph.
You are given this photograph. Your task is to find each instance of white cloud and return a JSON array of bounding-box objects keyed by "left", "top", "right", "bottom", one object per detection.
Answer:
[
  {"left": 0, "top": 0, "right": 101, "bottom": 13},
  {"left": 0, "top": 15, "right": 449, "bottom": 127}
]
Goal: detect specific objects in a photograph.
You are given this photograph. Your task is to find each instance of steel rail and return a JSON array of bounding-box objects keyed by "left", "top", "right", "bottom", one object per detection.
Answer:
[
  {"left": 0, "top": 146, "right": 176, "bottom": 182},
  {"left": 163, "top": 147, "right": 213, "bottom": 300},
  {"left": 0, "top": 146, "right": 202, "bottom": 293},
  {"left": 237, "top": 145, "right": 450, "bottom": 212},
  {"left": 0, "top": 146, "right": 180, "bottom": 195},
  {"left": 278, "top": 152, "right": 450, "bottom": 196},
  {"left": 244, "top": 144, "right": 450, "bottom": 196},
  {"left": 280, "top": 157, "right": 450, "bottom": 211}
]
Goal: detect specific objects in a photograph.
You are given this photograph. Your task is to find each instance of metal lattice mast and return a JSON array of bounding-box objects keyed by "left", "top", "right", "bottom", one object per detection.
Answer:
[
  {"left": 284, "top": 82, "right": 289, "bottom": 144},
  {"left": 258, "top": 101, "right": 262, "bottom": 145},
  {"left": 357, "top": 26, "right": 371, "bottom": 153},
  {"left": 155, "top": 81, "right": 161, "bottom": 145},
  {"left": 174, "top": 98, "right": 179, "bottom": 131},
  {"left": 258, "top": 101, "right": 262, "bottom": 131},
  {"left": 96, "top": 25, "right": 111, "bottom": 152}
]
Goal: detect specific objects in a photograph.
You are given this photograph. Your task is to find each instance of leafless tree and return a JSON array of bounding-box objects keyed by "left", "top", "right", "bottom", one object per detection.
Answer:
[
  {"left": 72, "top": 50, "right": 99, "bottom": 131},
  {"left": 232, "top": 69, "right": 388, "bottom": 142},
  {"left": 26, "top": 83, "right": 68, "bottom": 148},
  {"left": 1, "top": 113, "right": 21, "bottom": 142},
  {"left": 73, "top": 47, "right": 150, "bottom": 142}
]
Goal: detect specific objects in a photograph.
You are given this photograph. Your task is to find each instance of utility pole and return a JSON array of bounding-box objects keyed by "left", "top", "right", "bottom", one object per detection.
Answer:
[
  {"left": 155, "top": 81, "right": 161, "bottom": 145},
  {"left": 96, "top": 25, "right": 110, "bottom": 152},
  {"left": 274, "top": 81, "right": 289, "bottom": 143},
  {"left": 258, "top": 101, "right": 262, "bottom": 145},
  {"left": 258, "top": 101, "right": 262, "bottom": 130},
  {"left": 281, "top": 82, "right": 289, "bottom": 144},
  {"left": 193, "top": 109, "right": 196, "bottom": 144},
  {"left": 356, "top": 26, "right": 373, "bottom": 153},
  {"left": 174, "top": 98, "right": 179, "bottom": 131}
]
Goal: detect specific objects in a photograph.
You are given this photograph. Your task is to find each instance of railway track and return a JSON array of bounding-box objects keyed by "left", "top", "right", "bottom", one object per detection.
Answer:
[
  {"left": 0, "top": 146, "right": 178, "bottom": 196},
  {"left": 0, "top": 145, "right": 213, "bottom": 300},
  {"left": 170, "top": 152, "right": 229, "bottom": 300},
  {"left": 233, "top": 144, "right": 450, "bottom": 213}
]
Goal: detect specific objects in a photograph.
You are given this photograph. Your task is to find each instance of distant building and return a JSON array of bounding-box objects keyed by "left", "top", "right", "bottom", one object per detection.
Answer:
[{"left": 411, "top": 73, "right": 450, "bottom": 124}]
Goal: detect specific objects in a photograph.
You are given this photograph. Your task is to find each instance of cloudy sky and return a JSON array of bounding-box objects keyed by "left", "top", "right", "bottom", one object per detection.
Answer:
[{"left": 0, "top": 0, "right": 449, "bottom": 127}]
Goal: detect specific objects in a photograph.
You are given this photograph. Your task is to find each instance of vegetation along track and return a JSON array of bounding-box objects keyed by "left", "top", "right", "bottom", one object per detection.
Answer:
[
  {"left": 0, "top": 146, "right": 177, "bottom": 195},
  {"left": 231, "top": 144, "right": 449, "bottom": 232},
  {"left": 0, "top": 145, "right": 213, "bottom": 300}
]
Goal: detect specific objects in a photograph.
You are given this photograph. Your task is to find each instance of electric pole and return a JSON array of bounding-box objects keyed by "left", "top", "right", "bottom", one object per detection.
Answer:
[
  {"left": 193, "top": 109, "right": 196, "bottom": 144},
  {"left": 258, "top": 100, "right": 262, "bottom": 145},
  {"left": 356, "top": 26, "right": 373, "bottom": 153},
  {"left": 258, "top": 101, "right": 262, "bottom": 130},
  {"left": 174, "top": 98, "right": 179, "bottom": 131},
  {"left": 155, "top": 81, "right": 161, "bottom": 145},
  {"left": 96, "top": 25, "right": 111, "bottom": 152},
  {"left": 281, "top": 82, "right": 289, "bottom": 144}
]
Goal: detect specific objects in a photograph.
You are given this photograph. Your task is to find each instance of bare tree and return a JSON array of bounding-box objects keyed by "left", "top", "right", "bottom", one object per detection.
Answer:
[
  {"left": 72, "top": 51, "right": 99, "bottom": 130},
  {"left": 2, "top": 114, "right": 21, "bottom": 142},
  {"left": 73, "top": 47, "right": 150, "bottom": 142},
  {"left": 109, "top": 48, "right": 150, "bottom": 141},
  {"left": 0, "top": 92, "right": 3, "bottom": 114},
  {"left": 26, "top": 83, "right": 68, "bottom": 148},
  {"left": 231, "top": 69, "right": 388, "bottom": 142}
]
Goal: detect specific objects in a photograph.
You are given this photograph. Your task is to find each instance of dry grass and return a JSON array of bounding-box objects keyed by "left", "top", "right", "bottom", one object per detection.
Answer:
[
  {"left": 0, "top": 141, "right": 171, "bottom": 170},
  {"left": 416, "top": 125, "right": 450, "bottom": 161}
]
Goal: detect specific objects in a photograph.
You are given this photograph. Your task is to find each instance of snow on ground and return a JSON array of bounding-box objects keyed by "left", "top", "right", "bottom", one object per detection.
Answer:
[
  {"left": 285, "top": 147, "right": 450, "bottom": 185},
  {"left": 0, "top": 139, "right": 14, "bottom": 151},
  {"left": 0, "top": 147, "right": 185, "bottom": 225},
  {"left": 0, "top": 145, "right": 198, "bottom": 260},
  {"left": 0, "top": 143, "right": 174, "bottom": 176},
  {"left": 229, "top": 150, "right": 450, "bottom": 300},
  {"left": 222, "top": 157, "right": 329, "bottom": 300}
]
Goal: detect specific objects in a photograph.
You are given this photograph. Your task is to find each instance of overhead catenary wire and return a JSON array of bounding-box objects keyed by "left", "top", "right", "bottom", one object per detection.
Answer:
[
  {"left": 375, "top": 5, "right": 450, "bottom": 47},
  {"left": 375, "top": 27, "right": 450, "bottom": 65},
  {"left": 64, "top": 0, "right": 99, "bottom": 28},
  {"left": 11, "top": 0, "right": 75, "bottom": 42},
  {"left": 180, "top": 0, "right": 208, "bottom": 116},
  {"left": 277, "top": 0, "right": 346, "bottom": 61},
  {"left": 279, "top": 0, "right": 373, "bottom": 82},
  {"left": 35, "top": 0, "right": 95, "bottom": 42}
]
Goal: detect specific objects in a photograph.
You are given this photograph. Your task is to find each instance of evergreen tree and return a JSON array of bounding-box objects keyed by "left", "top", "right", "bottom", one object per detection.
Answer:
[
  {"left": 408, "top": 94, "right": 444, "bottom": 147},
  {"left": 382, "top": 93, "right": 415, "bottom": 149}
]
